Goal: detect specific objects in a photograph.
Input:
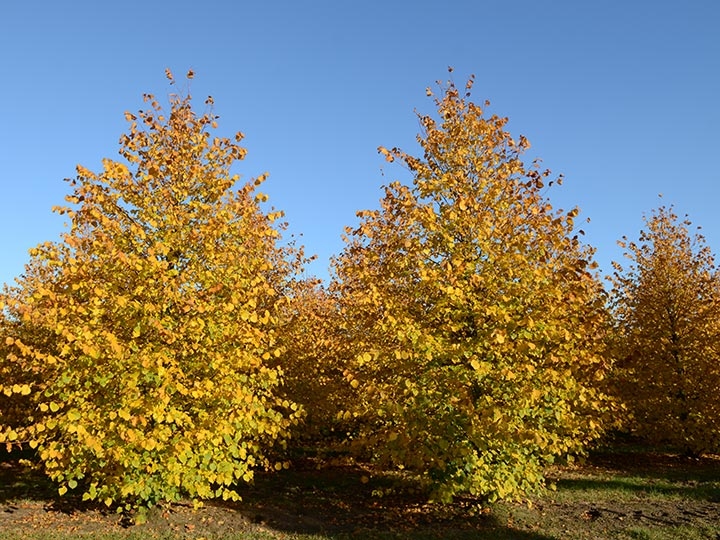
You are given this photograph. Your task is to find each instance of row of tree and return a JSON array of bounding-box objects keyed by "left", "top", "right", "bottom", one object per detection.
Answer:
[{"left": 1, "top": 70, "right": 718, "bottom": 515}]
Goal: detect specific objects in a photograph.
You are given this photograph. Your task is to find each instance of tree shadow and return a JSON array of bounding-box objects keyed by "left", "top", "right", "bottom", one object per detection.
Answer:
[
  {"left": 588, "top": 446, "right": 720, "bottom": 480},
  {"left": 222, "top": 462, "right": 558, "bottom": 539},
  {"left": 3, "top": 444, "right": 718, "bottom": 538},
  {"left": 1, "top": 449, "right": 556, "bottom": 538},
  {"left": 556, "top": 447, "right": 720, "bottom": 503},
  {"left": 0, "top": 449, "right": 55, "bottom": 505},
  {"left": 555, "top": 476, "right": 720, "bottom": 503},
  {"left": 0, "top": 448, "right": 119, "bottom": 520}
]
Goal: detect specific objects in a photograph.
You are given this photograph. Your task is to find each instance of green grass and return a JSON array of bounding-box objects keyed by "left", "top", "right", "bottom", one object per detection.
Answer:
[{"left": 0, "top": 445, "right": 718, "bottom": 539}]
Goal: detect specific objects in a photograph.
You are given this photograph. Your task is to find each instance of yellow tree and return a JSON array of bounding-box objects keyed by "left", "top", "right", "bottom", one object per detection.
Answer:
[
  {"left": 610, "top": 204, "right": 720, "bottom": 455},
  {"left": 331, "top": 74, "right": 613, "bottom": 502},
  {"left": 275, "top": 281, "right": 354, "bottom": 445},
  {"left": 0, "top": 70, "right": 304, "bottom": 513}
]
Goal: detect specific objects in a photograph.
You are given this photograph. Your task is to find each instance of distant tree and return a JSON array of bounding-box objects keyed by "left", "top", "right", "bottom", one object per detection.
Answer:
[
  {"left": 330, "top": 74, "right": 613, "bottom": 502},
  {"left": 0, "top": 70, "right": 305, "bottom": 515},
  {"left": 610, "top": 204, "right": 720, "bottom": 455},
  {"left": 276, "top": 281, "right": 355, "bottom": 444}
]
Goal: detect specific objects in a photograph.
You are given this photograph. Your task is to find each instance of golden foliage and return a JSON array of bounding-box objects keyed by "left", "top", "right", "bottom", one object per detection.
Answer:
[
  {"left": 330, "top": 74, "right": 613, "bottom": 501},
  {"left": 610, "top": 205, "right": 720, "bottom": 455},
  {"left": 0, "top": 73, "right": 304, "bottom": 511},
  {"left": 275, "top": 281, "right": 354, "bottom": 442}
]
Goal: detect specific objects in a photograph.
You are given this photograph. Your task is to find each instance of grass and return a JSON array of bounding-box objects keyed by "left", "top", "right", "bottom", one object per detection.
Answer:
[{"left": 0, "top": 444, "right": 718, "bottom": 539}]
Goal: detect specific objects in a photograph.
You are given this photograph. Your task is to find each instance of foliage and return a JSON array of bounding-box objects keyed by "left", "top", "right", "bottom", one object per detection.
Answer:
[
  {"left": 330, "top": 73, "right": 613, "bottom": 502},
  {"left": 610, "top": 204, "right": 720, "bottom": 455},
  {"left": 0, "top": 70, "right": 304, "bottom": 512},
  {"left": 275, "top": 280, "right": 354, "bottom": 444}
]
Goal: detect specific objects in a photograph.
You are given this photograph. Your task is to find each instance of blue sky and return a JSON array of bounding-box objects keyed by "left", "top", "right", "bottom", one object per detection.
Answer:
[{"left": 1, "top": 0, "right": 718, "bottom": 286}]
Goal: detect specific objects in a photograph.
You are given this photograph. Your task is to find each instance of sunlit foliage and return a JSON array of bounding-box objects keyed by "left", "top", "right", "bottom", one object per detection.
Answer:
[
  {"left": 330, "top": 74, "right": 613, "bottom": 502},
  {"left": 0, "top": 70, "right": 304, "bottom": 513},
  {"left": 276, "top": 281, "right": 355, "bottom": 444},
  {"left": 610, "top": 205, "right": 720, "bottom": 455}
]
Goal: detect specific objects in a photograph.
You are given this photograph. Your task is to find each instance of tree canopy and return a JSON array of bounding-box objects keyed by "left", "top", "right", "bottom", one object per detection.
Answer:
[
  {"left": 0, "top": 70, "right": 305, "bottom": 513},
  {"left": 330, "top": 75, "right": 613, "bottom": 502},
  {"left": 610, "top": 204, "right": 720, "bottom": 455}
]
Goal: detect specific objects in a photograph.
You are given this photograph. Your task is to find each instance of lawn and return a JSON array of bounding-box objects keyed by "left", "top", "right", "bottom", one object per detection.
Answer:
[{"left": 0, "top": 445, "right": 718, "bottom": 539}]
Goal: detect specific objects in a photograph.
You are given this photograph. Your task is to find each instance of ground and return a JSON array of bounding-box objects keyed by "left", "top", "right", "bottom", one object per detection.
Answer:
[{"left": 0, "top": 446, "right": 718, "bottom": 539}]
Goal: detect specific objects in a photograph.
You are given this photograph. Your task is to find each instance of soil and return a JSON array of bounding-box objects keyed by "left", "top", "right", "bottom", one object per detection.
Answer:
[
  {"left": 0, "top": 449, "right": 718, "bottom": 539},
  {"left": 0, "top": 459, "right": 495, "bottom": 538}
]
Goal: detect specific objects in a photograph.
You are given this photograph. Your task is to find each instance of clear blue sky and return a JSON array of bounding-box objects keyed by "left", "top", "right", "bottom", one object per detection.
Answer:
[{"left": 1, "top": 0, "right": 718, "bottom": 286}]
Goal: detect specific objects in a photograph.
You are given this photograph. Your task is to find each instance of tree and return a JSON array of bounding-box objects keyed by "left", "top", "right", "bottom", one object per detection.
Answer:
[
  {"left": 610, "top": 204, "right": 720, "bottom": 455},
  {"left": 275, "top": 280, "right": 354, "bottom": 445},
  {"left": 0, "top": 70, "right": 304, "bottom": 514},
  {"left": 330, "top": 74, "right": 613, "bottom": 502}
]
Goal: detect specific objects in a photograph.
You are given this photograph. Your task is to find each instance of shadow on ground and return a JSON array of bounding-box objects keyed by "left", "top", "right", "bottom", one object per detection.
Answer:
[
  {"left": 0, "top": 450, "right": 556, "bottom": 539},
  {"left": 222, "top": 461, "right": 557, "bottom": 539},
  {"left": 5, "top": 445, "right": 716, "bottom": 539},
  {"left": 554, "top": 448, "right": 720, "bottom": 503}
]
